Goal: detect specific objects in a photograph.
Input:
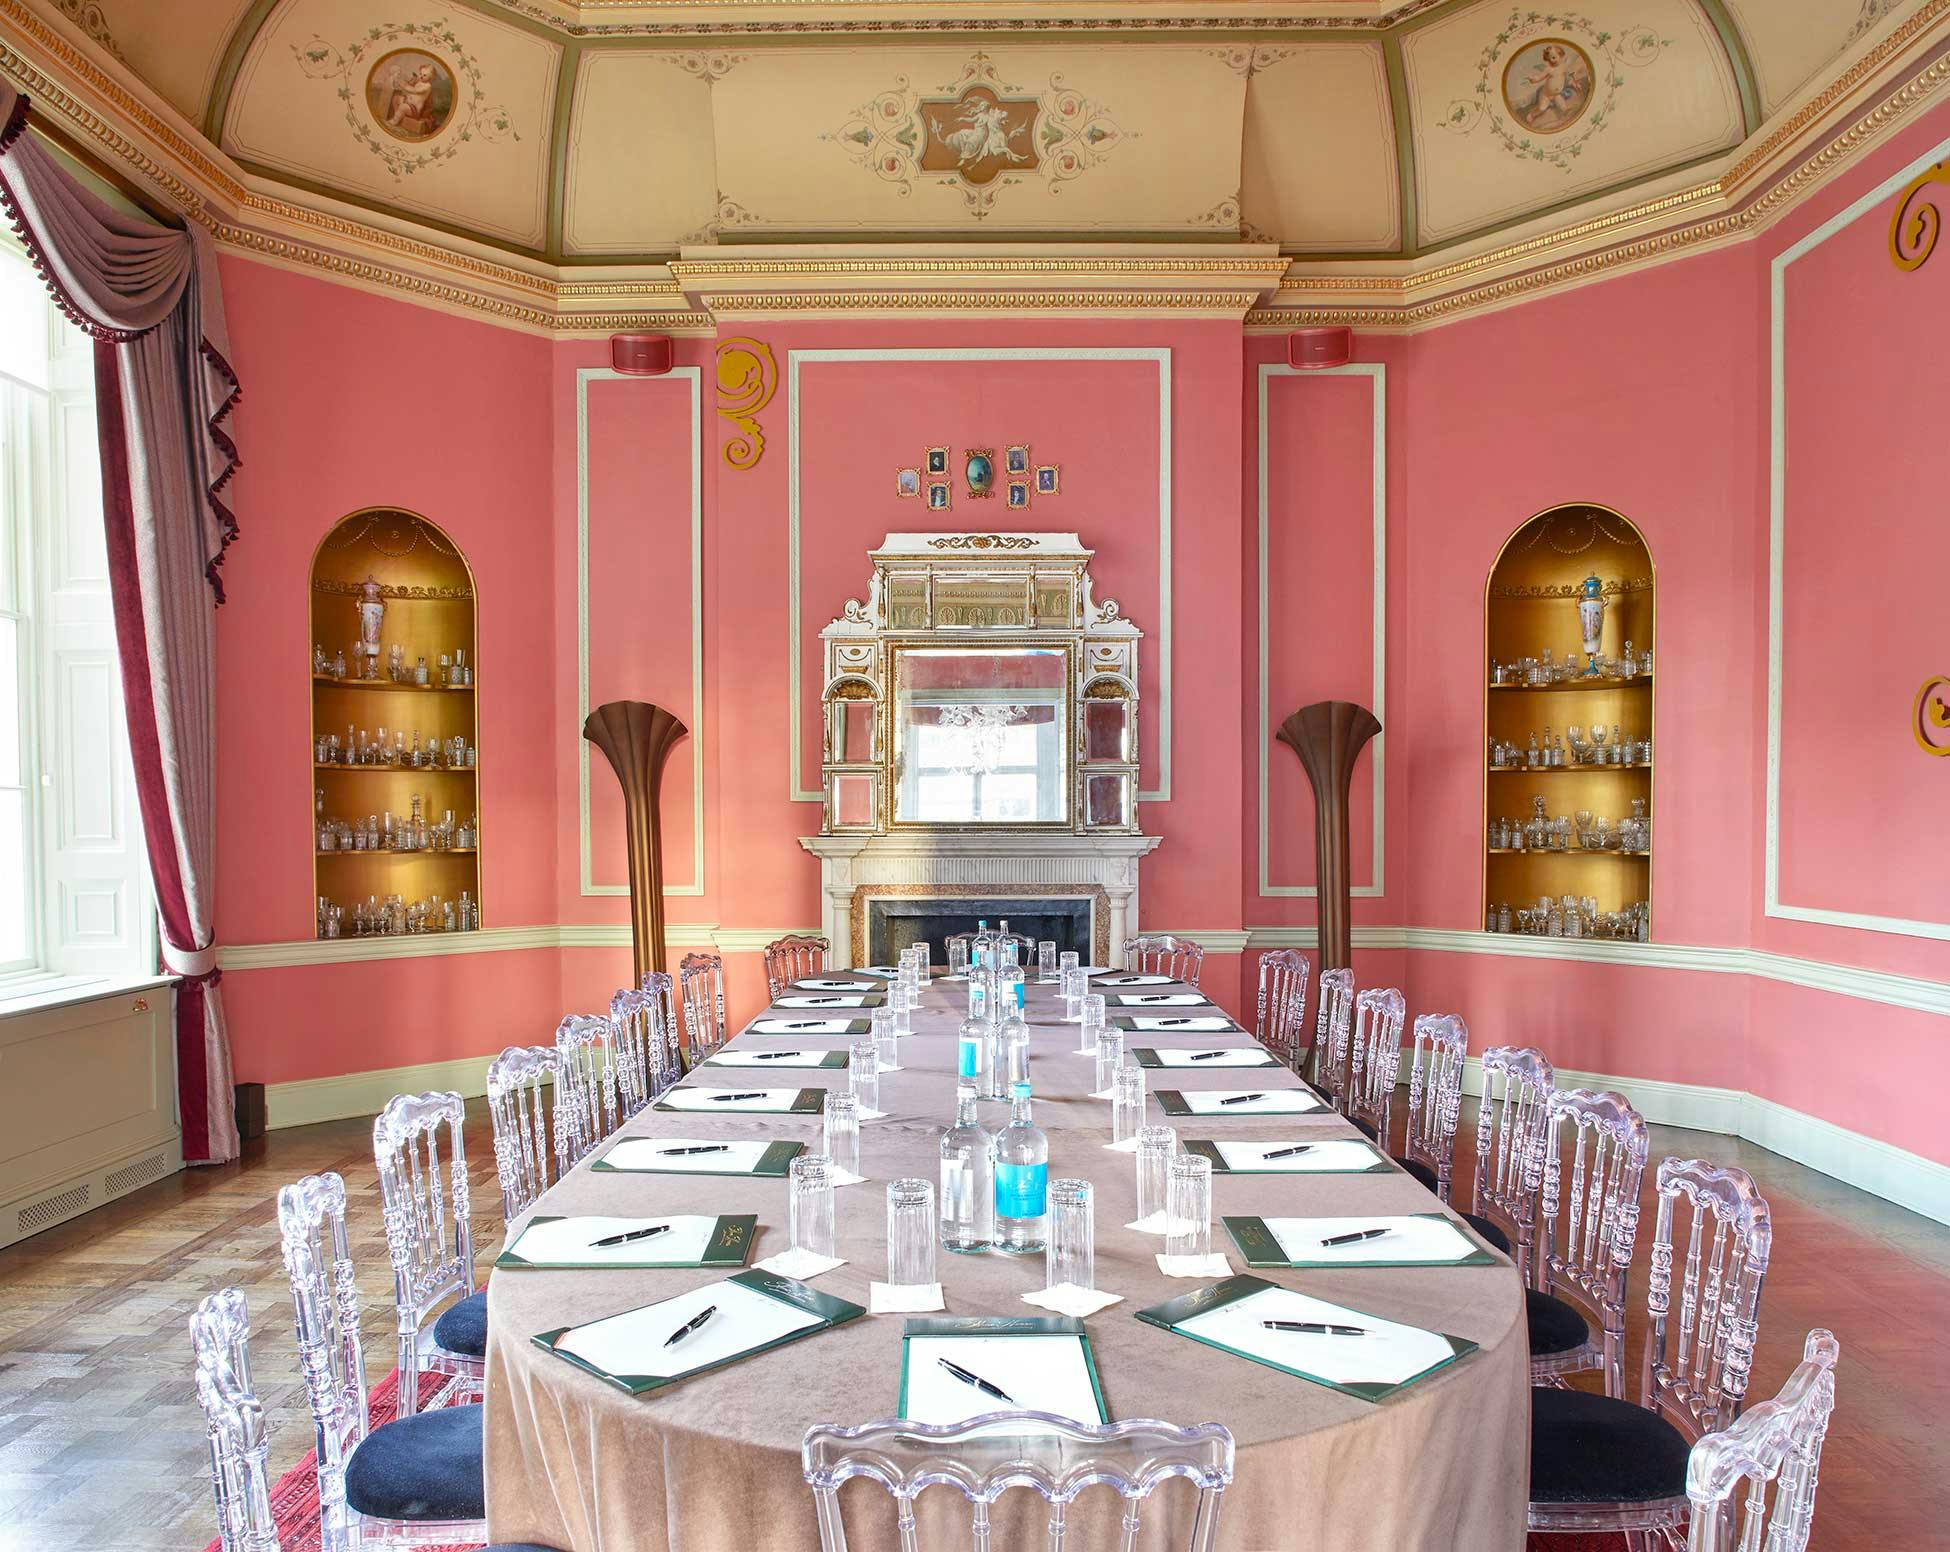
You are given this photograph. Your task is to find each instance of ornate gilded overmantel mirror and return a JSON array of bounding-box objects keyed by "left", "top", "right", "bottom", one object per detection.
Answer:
[{"left": 802, "top": 533, "right": 1159, "bottom": 968}]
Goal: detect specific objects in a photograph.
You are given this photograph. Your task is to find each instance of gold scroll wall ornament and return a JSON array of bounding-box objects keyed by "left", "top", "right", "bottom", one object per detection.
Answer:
[
  {"left": 1915, "top": 674, "right": 1950, "bottom": 755},
  {"left": 714, "top": 337, "right": 777, "bottom": 470},
  {"left": 1890, "top": 161, "right": 1950, "bottom": 270},
  {"left": 927, "top": 534, "right": 1036, "bottom": 550}
]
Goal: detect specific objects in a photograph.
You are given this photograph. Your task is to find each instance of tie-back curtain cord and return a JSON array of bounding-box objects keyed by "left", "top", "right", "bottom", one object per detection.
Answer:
[{"left": 0, "top": 86, "right": 242, "bottom": 1163}]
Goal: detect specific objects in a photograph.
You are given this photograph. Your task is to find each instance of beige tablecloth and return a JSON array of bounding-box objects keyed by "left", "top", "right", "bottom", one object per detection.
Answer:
[{"left": 484, "top": 977, "right": 1527, "bottom": 1551}]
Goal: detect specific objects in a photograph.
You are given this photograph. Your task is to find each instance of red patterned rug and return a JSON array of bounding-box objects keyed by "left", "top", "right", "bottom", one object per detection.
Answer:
[{"left": 208, "top": 1372, "right": 1625, "bottom": 1552}]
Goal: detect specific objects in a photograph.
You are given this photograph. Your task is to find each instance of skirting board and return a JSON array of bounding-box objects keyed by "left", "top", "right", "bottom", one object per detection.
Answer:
[{"left": 267, "top": 1055, "right": 491, "bottom": 1131}]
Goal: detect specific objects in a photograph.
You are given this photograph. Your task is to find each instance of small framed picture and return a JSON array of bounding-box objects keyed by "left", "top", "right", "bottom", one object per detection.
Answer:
[
  {"left": 1006, "top": 480, "right": 1030, "bottom": 509},
  {"left": 1036, "top": 464, "right": 1061, "bottom": 495},
  {"left": 1005, "top": 445, "right": 1031, "bottom": 475},
  {"left": 895, "top": 467, "right": 921, "bottom": 498},
  {"left": 926, "top": 446, "right": 949, "bottom": 475},
  {"left": 926, "top": 480, "right": 952, "bottom": 511}
]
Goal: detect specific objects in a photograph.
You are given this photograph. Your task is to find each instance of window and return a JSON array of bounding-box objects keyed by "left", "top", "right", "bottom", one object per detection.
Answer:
[{"left": 0, "top": 242, "right": 150, "bottom": 988}]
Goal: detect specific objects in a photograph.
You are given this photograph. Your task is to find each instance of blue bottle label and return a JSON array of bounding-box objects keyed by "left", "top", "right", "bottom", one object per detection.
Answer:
[
  {"left": 958, "top": 1036, "right": 980, "bottom": 1079},
  {"left": 994, "top": 1161, "right": 1047, "bottom": 1219}
]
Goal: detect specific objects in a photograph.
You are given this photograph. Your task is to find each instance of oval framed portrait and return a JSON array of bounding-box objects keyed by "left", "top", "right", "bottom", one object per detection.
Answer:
[
  {"left": 1500, "top": 38, "right": 1595, "bottom": 135},
  {"left": 365, "top": 49, "right": 457, "bottom": 143}
]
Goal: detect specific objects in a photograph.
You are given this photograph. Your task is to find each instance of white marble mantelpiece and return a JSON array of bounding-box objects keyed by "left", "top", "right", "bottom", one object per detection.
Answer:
[{"left": 799, "top": 832, "right": 1163, "bottom": 968}]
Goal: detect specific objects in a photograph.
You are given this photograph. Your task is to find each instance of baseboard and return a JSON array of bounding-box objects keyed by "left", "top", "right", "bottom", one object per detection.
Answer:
[{"left": 266, "top": 1054, "right": 492, "bottom": 1130}]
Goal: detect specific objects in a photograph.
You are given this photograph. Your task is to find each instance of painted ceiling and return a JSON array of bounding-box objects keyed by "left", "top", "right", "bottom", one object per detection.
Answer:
[{"left": 40, "top": 0, "right": 1914, "bottom": 262}]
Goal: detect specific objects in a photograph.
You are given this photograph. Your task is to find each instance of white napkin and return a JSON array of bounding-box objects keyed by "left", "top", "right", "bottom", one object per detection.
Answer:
[
  {"left": 870, "top": 1282, "right": 946, "bottom": 1314},
  {"left": 1125, "top": 1211, "right": 1170, "bottom": 1236},
  {"left": 1022, "top": 1284, "right": 1125, "bottom": 1317},
  {"left": 1090, "top": 1087, "right": 1116, "bottom": 1100},
  {"left": 1157, "top": 1252, "right": 1234, "bottom": 1279},
  {"left": 1102, "top": 1136, "right": 1141, "bottom": 1154},
  {"left": 856, "top": 1107, "right": 890, "bottom": 1121},
  {"left": 755, "top": 1247, "right": 845, "bottom": 1280}
]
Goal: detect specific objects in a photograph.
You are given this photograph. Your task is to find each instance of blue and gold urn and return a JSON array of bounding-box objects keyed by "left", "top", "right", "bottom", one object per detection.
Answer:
[{"left": 964, "top": 449, "right": 995, "bottom": 498}]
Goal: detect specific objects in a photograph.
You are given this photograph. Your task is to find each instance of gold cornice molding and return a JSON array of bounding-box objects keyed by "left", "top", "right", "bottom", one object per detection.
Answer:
[{"left": 698, "top": 287, "right": 1274, "bottom": 317}]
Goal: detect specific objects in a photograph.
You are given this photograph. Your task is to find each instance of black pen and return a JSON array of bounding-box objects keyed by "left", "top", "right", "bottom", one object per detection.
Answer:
[
  {"left": 1262, "top": 1319, "right": 1367, "bottom": 1337},
  {"left": 1320, "top": 1227, "right": 1393, "bottom": 1248},
  {"left": 1187, "top": 1050, "right": 1229, "bottom": 1061},
  {"left": 712, "top": 1091, "right": 767, "bottom": 1102},
  {"left": 1262, "top": 1143, "right": 1314, "bottom": 1159},
  {"left": 937, "top": 1356, "right": 1014, "bottom": 1402},
  {"left": 1218, "top": 1092, "right": 1268, "bottom": 1106},
  {"left": 749, "top": 1051, "right": 799, "bottom": 1060},
  {"left": 1155, "top": 1018, "right": 1198, "bottom": 1029},
  {"left": 659, "top": 1145, "right": 728, "bottom": 1156},
  {"left": 663, "top": 1304, "right": 718, "bottom": 1347},
  {"left": 590, "top": 1223, "right": 671, "bottom": 1248}
]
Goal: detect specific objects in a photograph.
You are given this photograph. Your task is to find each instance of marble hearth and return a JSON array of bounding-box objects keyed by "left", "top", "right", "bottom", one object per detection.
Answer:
[{"left": 798, "top": 833, "right": 1163, "bottom": 969}]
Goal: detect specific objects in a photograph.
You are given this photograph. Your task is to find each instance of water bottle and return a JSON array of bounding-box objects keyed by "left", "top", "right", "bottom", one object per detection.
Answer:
[
  {"left": 993, "top": 1081, "right": 1048, "bottom": 1254},
  {"left": 939, "top": 1084, "right": 994, "bottom": 1254}
]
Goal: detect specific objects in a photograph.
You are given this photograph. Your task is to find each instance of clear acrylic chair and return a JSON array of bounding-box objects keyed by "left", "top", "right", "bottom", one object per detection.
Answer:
[
  {"left": 1344, "top": 985, "right": 1406, "bottom": 1143},
  {"left": 1527, "top": 1156, "right": 1777, "bottom": 1546},
  {"left": 372, "top": 1091, "right": 483, "bottom": 1419},
  {"left": 678, "top": 951, "right": 726, "bottom": 1063},
  {"left": 1531, "top": 1087, "right": 1650, "bottom": 1396},
  {"left": 1123, "top": 932, "right": 1205, "bottom": 987},
  {"left": 484, "top": 1044, "right": 566, "bottom": 1231},
  {"left": 192, "top": 1287, "right": 279, "bottom": 1552},
  {"left": 1252, "top": 949, "right": 1311, "bottom": 1072},
  {"left": 1310, "top": 965, "right": 1355, "bottom": 1105},
  {"left": 609, "top": 988, "right": 672, "bottom": 1108},
  {"left": 1686, "top": 1329, "right": 1837, "bottom": 1552},
  {"left": 1470, "top": 1045, "right": 1556, "bottom": 1283},
  {"left": 801, "top": 1413, "right": 1235, "bottom": 1552},
  {"left": 1397, "top": 1013, "right": 1469, "bottom": 1199},
  {"left": 554, "top": 1012, "right": 638, "bottom": 1163},
  {"left": 640, "top": 969, "right": 685, "bottom": 1079},
  {"left": 765, "top": 933, "right": 830, "bottom": 1000}
]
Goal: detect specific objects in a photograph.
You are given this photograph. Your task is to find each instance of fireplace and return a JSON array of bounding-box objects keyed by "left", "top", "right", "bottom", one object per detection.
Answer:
[{"left": 865, "top": 895, "right": 1095, "bottom": 969}]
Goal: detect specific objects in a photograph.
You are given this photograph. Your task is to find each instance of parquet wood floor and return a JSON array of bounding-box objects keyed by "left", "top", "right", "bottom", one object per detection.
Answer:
[{"left": 0, "top": 1102, "right": 1941, "bottom": 1551}]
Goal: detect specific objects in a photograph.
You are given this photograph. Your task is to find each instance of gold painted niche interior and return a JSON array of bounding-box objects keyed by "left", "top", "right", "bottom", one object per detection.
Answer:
[{"left": 1483, "top": 502, "right": 1655, "bottom": 939}]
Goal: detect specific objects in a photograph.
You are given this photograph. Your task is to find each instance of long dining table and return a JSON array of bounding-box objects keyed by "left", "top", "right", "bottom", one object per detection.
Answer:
[{"left": 482, "top": 969, "right": 1527, "bottom": 1551}]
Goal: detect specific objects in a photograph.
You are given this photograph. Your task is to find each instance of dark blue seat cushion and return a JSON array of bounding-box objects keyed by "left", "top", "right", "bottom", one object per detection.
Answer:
[
  {"left": 433, "top": 1289, "right": 488, "bottom": 1358},
  {"left": 1461, "top": 1211, "right": 1512, "bottom": 1255},
  {"left": 344, "top": 1401, "right": 486, "bottom": 1521},
  {"left": 1395, "top": 1155, "right": 1440, "bottom": 1192},
  {"left": 1349, "top": 1115, "right": 1380, "bottom": 1143},
  {"left": 1529, "top": 1387, "right": 1691, "bottom": 1504},
  {"left": 1527, "top": 1288, "right": 1591, "bottom": 1357}
]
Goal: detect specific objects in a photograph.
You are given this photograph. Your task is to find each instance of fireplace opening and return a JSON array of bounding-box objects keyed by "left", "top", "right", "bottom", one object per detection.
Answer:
[{"left": 865, "top": 896, "right": 1095, "bottom": 969}]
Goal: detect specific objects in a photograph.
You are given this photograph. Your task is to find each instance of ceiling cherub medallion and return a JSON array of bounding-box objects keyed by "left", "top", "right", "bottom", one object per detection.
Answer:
[
  {"left": 826, "top": 54, "right": 1126, "bottom": 217},
  {"left": 1442, "top": 9, "right": 1670, "bottom": 173},
  {"left": 294, "top": 20, "right": 518, "bottom": 179}
]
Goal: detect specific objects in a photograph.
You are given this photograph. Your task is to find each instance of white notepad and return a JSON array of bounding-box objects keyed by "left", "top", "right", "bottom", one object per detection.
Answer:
[
  {"left": 1116, "top": 993, "right": 1209, "bottom": 1007},
  {"left": 1127, "top": 1015, "right": 1237, "bottom": 1033},
  {"left": 1094, "top": 973, "right": 1175, "bottom": 986},
  {"left": 1176, "top": 1089, "right": 1324, "bottom": 1116},
  {"left": 505, "top": 1215, "right": 720, "bottom": 1268},
  {"left": 706, "top": 1049, "right": 831, "bottom": 1069},
  {"left": 555, "top": 1279, "right": 821, "bottom": 1382},
  {"left": 775, "top": 995, "right": 871, "bottom": 1008},
  {"left": 752, "top": 1017, "right": 857, "bottom": 1035},
  {"left": 1179, "top": 1285, "right": 1456, "bottom": 1388},
  {"left": 1213, "top": 1138, "right": 1385, "bottom": 1172},
  {"left": 1261, "top": 1215, "right": 1483, "bottom": 1266},
  {"left": 1148, "top": 1048, "right": 1274, "bottom": 1068},
  {"left": 600, "top": 1137, "right": 775, "bottom": 1173},
  {"left": 903, "top": 1335, "right": 1103, "bottom": 1427},
  {"left": 658, "top": 1087, "right": 803, "bottom": 1113},
  {"left": 796, "top": 979, "right": 879, "bottom": 992}
]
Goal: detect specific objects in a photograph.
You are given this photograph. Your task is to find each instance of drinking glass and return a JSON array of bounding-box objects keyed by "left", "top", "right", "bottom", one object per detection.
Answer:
[
  {"left": 1059, "top": 949, "right": 1080, "bottom": 975},
  {"left": 1135, "top": 1125, "right": 1178, "bottom": 1223},
  {"left": 1045, "top": 1179, "right": 1095, "bottom": 1293},
  {"left": 1093, "top": 1027, "right": 1125, "bottom": 1095},
  {"left": 872, "top": 1007, "right": 900, "bottom": 1073},
  {"left": 789, "top": 1154, "right": 836, "bottom": 1259},
  {"left": 1080, "top": 992, "right": 1108, "bottom": 1057},
  {"left": 823, "top": 1092, "right": 861, "bottom": 1178},
  {"left": 910, "top": 942, "right": 932, "bottom": 987},
  {"left": 1037, "top": 941, "right": 1058, "bottom": 984},
  {"left": 1165, "top": 1153, "right": 1213, "bottom": 1258},
  {"left": 948, "top": 937, "right": 969, "bottom": 977},
  {"left": 889, "top": 980, "right": 913, "bottom": 1039},
  {"left": 1062, "top": 967, "right": 1085, "bottom": 1025},
  {"left": 849, "top": 1039, "right": 880, "bottom": 1113},
  {"left": 885, "top": 1178, "right": 937, "bottom": 1289},
  {"left": 1112, "top": 1061, "right": 1146, "bottom": 1144}
]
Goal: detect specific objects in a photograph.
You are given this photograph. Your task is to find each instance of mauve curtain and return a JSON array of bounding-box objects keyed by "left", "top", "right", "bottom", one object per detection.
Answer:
[{"left": 0, "top": 88, "right": 241, "bottom": 1163}]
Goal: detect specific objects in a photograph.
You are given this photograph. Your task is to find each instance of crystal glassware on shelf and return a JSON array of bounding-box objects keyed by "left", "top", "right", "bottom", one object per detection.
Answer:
[
  {"left": 1045, "top": 1179, "right": 1095, "bottom": 1293},
  {"left": 938, "top": 1084, "right": 993, "bottom": 1254},
  {"left": 885, "top": 1178, "right": 937, "bottom": 1290},
  {"left": 1135, "top": 1125, "right": 1177, "bottom": 1224},
  {"left": 1165, "top": 1154, "right": 1213, "bottom": 1258},
  {"left": 992, "top": 1083, "right": 1048, "bottom": 1254},
  {"left": 789, "top": 1154, "right": 837, "bottom": 1260},
  {"left": 1112, "top": 1061, "right": 1146, "bottom": 1144},
  {"left": 823, "top": 1093, "right": 861, "bottom": 1179}
]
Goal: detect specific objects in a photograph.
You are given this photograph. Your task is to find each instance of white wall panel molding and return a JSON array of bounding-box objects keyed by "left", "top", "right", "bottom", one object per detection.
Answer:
[
  {"left": 1255, "top": 362, "right": 1386, "bottom": 900},
  {"left": 787, "top": 348, "right": 1173, "bottom": 804},
  {"left": 576, "top": 365, "right": 706, "bottom": 898},
  {"left": 215, "top": 921, "right": 852, "bottom": 971}
]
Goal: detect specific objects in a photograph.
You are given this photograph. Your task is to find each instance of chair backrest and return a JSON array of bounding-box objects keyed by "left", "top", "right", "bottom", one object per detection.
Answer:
[
  {"left": 765, "top": 933, "right": 829, "bottom": 1000},
  {"left": 1345, "top": 986, "right": 1407, "bottom": 1139},
  {"left": 555, "top": 1013, "right": 635, "bottom": 1162},
  {"left": 1402, "top": 1013, "right": 1469, "bottom": 1201},
  {"left": 1311, "top": 966, "right": 1355, "bottom": 1102},
  {"left": 372, "top": 1091, "right": 477, "bottom": 1414},
  {"left": 1252, "top": 949, "right": 1311, "bottom": 1071},
  {"left": 641, "top": 969, "right": 684, "bottom": 1079},
  {"left": 191, "top": 1288, "right": 279, "bottom": 1552},
  {"left": 1124, "top": 932, "right": 1205, "bottom": 987},
  {"left": 802, "top": 1413, "right": 1235, "bottom": 1552},
  {"left": 1539, "top": 1087, "right": 1649, "bottom": 1397},
  {"left": 679, "top": 951, "right": 727, "bottom": 1058},
  {"left": 277, "top": 1171, "right": 370, "bottom": 1539},
  {"left": 1644, "top": 1157, "right": 1774, "bottom": 1437},
  {"left": 1685, "top": 1329, "right": 1838, "bottom": 1552},
  {"left": 1471, "top": 1045, "right": 1555, "bottom": 1285},
  {"left": 610, "top": 988, "right": 672, "bottom": 1109},
  {"left": 486, "top": 1044, "right": 565, "bottom": 1227}
]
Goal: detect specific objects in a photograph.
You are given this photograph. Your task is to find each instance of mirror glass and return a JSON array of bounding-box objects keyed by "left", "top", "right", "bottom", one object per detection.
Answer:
[
  {"left": 831, "top": 771, "right": 875, "bottom": 829},
  {"left": 832, "top": 697, "right": 875, "bottom": 763},
  {"left": 1085, "top": 771, "right": 1130, "bottom": 828},
  {"left": 893, "top": 647, "right": 1069, "bottom": 825},
  {"left": 1083, "top": 697, "right": 1130, "bottom": 762}
]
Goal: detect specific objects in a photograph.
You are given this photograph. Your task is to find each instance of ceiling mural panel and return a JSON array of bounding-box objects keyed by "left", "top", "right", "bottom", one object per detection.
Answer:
[
  {"left": 562, "top": 50, "right": 719, "bottom": 253},
  {"left": 1720, "top": 0, "right": 1890, "bottom": 115},
  {"left": 222, "top": 0, "right": 561, "bottom": 248},
  {"left": 1404, "top": 0, "right": 1744, "bottom": 244},
  {"left": 1239, "top": 43, "right": 1401, "bottom": 251},
  {"left": 712, "top": 46, "right": 1246, "bottom": 232}
]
